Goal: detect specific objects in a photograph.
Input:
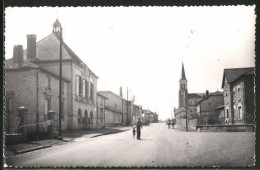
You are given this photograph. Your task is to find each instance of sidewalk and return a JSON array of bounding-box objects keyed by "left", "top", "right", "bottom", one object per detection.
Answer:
[{"left": 5, "top": 126, "right": 130, "bottom": 158}]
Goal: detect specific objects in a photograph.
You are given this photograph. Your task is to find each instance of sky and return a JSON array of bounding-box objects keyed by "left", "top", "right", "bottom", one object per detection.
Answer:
[{"left": 5, "top": 6, "right": 255, "bottom": 120}]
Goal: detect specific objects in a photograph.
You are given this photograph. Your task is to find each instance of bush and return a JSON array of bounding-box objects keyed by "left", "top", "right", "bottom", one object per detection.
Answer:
[
  {"left": 190, "top": 112, "right": 199, "bottom": 120},
  {"left": 207, "top": 112, "right": 220, "bottom": 124}
]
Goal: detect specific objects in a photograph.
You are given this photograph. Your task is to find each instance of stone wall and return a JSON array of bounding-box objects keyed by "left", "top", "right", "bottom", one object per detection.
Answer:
[{"left": 196, "top": 124, "right": 255, "bottom": 132}]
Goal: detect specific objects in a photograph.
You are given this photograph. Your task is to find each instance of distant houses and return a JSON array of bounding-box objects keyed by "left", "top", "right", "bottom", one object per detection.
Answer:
[
  {"left": 174, "top": 63, "right": 255, "bottom": 126},
  {"left": 5, "top": 19, "right": 150, "bottom": 137},
  {"left": 142, "top": 109, "right": 158, "bottom": 124}
]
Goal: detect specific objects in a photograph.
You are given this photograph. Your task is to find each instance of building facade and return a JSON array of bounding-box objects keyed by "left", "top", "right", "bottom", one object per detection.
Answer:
[
  {"left": 98, "top": 91, "right": 125, "bottom": 126},
  {"left": 6, "top": 19, "right": 99, "bottom": 130},
  {"left": 221, "top": 67, "right": 255, "bottom": 124},
  {"left": 196, "top": 91, "right": 224, "bottom": 116},
  {"left": 142, "top": 110, "right": 158, "bottom": 124},
  {"left": 96, "top": 93, "right": 108, "bottom": 128},
  {"left": 133, "top": 104, "right": 142, "bottom": 124},
  {"left": 6, "top": 45, "right": 70, "bottom": 134}
]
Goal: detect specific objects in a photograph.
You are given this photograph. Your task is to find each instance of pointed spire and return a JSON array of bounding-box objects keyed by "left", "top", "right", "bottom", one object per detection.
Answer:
[{"left": 181, "top": 62, "right": 186, "bottom": 80}]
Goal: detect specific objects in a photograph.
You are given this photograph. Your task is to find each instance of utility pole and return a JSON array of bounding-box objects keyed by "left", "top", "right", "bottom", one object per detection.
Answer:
[
  {"left": 126, "top": 87, "right": 128, "bottom": 126},
  {"left": 185, "top": 96, "right": 188, "bottom": 132},
  {"left": 58, "top": 23, "right": 63, "bottom": 139}
]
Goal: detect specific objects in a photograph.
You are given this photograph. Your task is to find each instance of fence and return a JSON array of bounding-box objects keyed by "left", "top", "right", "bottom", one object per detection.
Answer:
[{"left": 5, "top": 106, "right": 57, "bottom": 144}]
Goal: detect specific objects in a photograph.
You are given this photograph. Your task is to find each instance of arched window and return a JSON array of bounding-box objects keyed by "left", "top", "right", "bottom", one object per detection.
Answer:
[
  {"left": 84, "top": 110, "right": 88, "bottom": 124},
  {"left": 78, "top": 109, "right": 82, "bottom": 123},
  {"left": 90, "top": 111, "right": 93, "bottom": 127}
]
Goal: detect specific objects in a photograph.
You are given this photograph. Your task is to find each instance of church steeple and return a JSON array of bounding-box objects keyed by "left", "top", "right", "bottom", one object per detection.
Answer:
[
  {"left": 179, "top": 62, "right": 188, "bottom": 108},
  {"left": 181, "top": 62, "right": 186, "bottom": 80}
]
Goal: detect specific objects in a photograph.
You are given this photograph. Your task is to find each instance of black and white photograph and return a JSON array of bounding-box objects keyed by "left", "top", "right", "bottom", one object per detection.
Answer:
[{"left": 4, "top": 6, "right": 256, "bottom": 167}]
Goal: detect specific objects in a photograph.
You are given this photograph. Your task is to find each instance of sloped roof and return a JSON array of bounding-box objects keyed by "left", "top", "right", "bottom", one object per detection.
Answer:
[
  {"left": 98, "top": 91, "right": 122, "bottom": 99},
  {"left": 188, "top": 93, "right": 204, "bottom": 98},
  {"left": 97, "top": 92, "right": 109, "bottom": 99},
  {"left": 210, "top": 90, "right": 223, "bottom": 96},
  {"left": 174, "top": 106, "right": 192, "bottom": 115},
  {"left": 5, "top": 58, "right": 70, "bottom": 82},
  {"left": 221, "top": 67, "right": 254, "bottom": 88},
  {"left": 23, "top": 33, "right": 98, "bottom": 78},
  {"left": 196, "top": 91, "right": 223, "bottom": 105},
  {"left": 5, "top": 58, "right": 38, "bottom": 69}
]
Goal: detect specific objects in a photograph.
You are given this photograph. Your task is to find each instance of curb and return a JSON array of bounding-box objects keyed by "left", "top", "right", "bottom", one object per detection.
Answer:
[
  {"left": 14, "top": 145, "right": 51, "bottom": 154},
  {"left": 90, "top": 128, "right": 130, "bottom": 138}
]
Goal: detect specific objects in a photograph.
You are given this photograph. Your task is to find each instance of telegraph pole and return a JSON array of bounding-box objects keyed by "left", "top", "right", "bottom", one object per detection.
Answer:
[
  {"left": 185, "top": 96, "right": 188, "bottom": 132},
  {"left": 59, "top": 24, "right": 63, "bottom": 139},
  {"left": 126, "top": 87, "right": 128, "bottom": 126}
]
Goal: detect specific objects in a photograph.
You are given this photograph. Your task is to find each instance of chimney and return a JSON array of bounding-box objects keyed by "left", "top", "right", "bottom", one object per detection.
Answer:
[
  {"left": 13, "top": 45, "right": 24, "bottom": 67},
  {"left": 27, "top": 34, "right": 37, "bottom": 61},
  {"left": 120, "top": 86, "right": 122, "bottom": 97},
  {"left": 206, "top": 90, "right": 209, "bottom": 97}
]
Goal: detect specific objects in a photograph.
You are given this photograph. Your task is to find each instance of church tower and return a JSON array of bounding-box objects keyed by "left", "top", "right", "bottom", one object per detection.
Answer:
[{"left": 179, "top": 62, "right": 188, "bottom": 108}]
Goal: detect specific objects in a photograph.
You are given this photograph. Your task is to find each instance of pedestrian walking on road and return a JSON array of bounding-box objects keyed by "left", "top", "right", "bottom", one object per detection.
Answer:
[
  {"left": 132, "top": 125, "right": 136, "bottom": 139},
  {"left": 171, "top": 119, "right": 175, "bottom": 129},
  {"left": 167, "top": 119, "right": 171, "bottom": 129},
  {"left": 136, "top": 118, "right": 142, "bottom": 140}
]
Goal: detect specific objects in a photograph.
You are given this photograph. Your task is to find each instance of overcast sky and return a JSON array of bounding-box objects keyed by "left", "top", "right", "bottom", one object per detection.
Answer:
[{"left": 5, "top": 6, "right": 255, "bottom": 120}]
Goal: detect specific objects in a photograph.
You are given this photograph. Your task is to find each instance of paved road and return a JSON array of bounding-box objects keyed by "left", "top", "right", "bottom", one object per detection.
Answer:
[{"left": 5, "top": 123, "right": 255, "bottom": 167}]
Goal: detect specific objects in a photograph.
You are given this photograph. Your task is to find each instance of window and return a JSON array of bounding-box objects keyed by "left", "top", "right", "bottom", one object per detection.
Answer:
[
  {"left": 82, "top": 80, "right": 85, "bottom": 97},
  {"left": 79, "top": 76, "right": 82, "bottom": 96},
  {"left": 226, "top": 109, "right": 229, "bottom": 118},
  {"left": 76, "top": 76, "right": 80, "bottom": 95},
  {"left": 76, "top": 75, "right": 82, "bottom": 96},
  {"left": 90, "top": 111, "right": 93, "bottom": 127},
  {"left": 84, "top": 110, "right": 88, "bottom": 124},
  {"left": 238, "top": 106, "right": 242, "bottom": 119},
  {"left": 238, "top": 88, "right": 241, "bottom": 99},
  {"left": 90, "top": 83, "right": 94, "bottom": 100},
  {"left": 100, "top": 108, "right": 104, "bottom": 119},
  {"left": 45, "top": 75, "right": 51, "bottom": 90},
  {"left": 6, "top": 98, "right": 13, "bottom": 113},
  {"left": 78, "top": 109, "right": 82, "bottom": 123},
  {"left": 85, "top": 80, "right": 88, "bottom": 99}
]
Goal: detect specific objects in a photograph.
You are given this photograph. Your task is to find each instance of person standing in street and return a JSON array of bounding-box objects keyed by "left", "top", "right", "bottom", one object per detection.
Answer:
[
  {"left": 132, "top": 125, "right": 136, "bottom": 139},
  {"left": 136, "top": 118, "right": 142, "bottom": 140}
]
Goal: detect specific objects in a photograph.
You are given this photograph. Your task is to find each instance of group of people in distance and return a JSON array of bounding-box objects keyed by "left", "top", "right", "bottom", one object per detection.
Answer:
[{"left": 167, "top": 118, "right": 175, "bottom": 129}]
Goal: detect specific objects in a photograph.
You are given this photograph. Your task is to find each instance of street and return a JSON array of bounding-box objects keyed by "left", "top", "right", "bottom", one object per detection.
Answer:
[{"left": 5, "top": 123, "right": 255, "bottom": 167}]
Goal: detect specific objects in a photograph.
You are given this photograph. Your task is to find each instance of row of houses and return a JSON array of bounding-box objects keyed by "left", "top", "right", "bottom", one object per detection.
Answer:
[
  {"left": 5, "top": 19, "right": 144, "bottom": 135},
  {"left": 174, "top": 63, "right": 254, "bottom": 125}
]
